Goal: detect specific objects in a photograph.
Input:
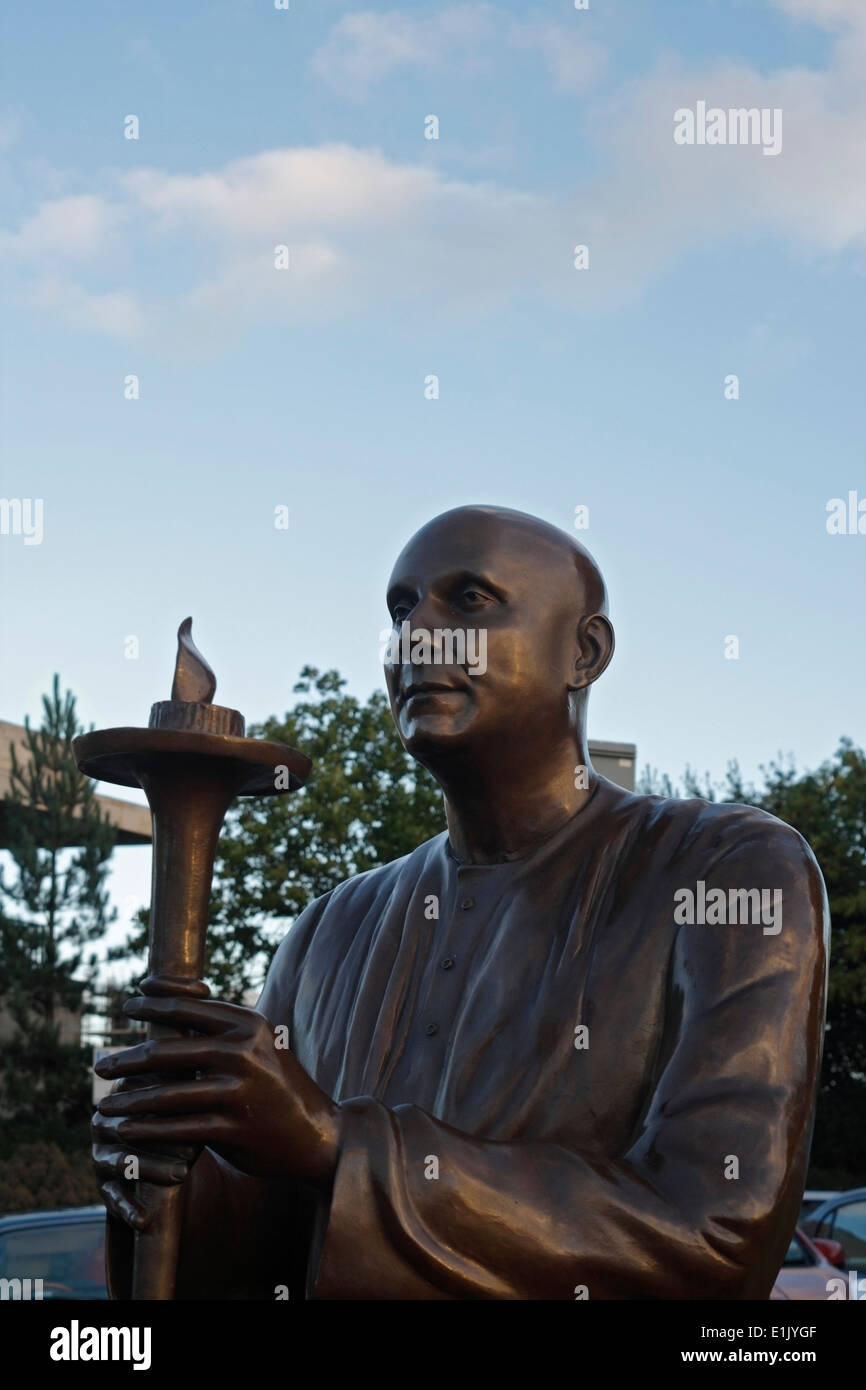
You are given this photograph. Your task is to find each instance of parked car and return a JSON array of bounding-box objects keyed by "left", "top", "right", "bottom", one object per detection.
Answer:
[
  {"left": 0, "top": 1205, "right": 107, "bottom": 1300},
  {"left": 804, "top": 1188, "right": 866, "bottom": 1276},
  {"left": 771, "top": 1226, "right": 848, "bottom": 1300},
  {"left": 799, "top": 1189, "right": 840, "bottom": 1228}
]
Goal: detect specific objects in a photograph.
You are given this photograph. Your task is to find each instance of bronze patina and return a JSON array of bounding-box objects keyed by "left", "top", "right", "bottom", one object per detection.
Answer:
[
  {"left": 89, "top": 509, "right": 828, "bottom": 1300},
  {"left": 76, "top": 619, "right": 309, "bottom": 1298}
]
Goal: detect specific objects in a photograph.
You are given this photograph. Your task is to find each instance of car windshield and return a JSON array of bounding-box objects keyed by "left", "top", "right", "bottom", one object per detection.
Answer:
[
  {"left": 832, "top": 1201, "right": 866, "bottom": 1272},
  {"left": 783, "top": 1234, "right": 813, "bottom": 1267},
  {"left": 0, "top": 1218, "right": 106, "bottom": 1298}
]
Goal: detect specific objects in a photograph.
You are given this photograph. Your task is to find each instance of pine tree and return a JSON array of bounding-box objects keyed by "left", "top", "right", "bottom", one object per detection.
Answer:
[{"left": 0, "top": 676, "right": 117, "bottom": 1155}]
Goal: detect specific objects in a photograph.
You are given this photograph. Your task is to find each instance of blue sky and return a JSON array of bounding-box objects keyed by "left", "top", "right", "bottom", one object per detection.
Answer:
[{"left": 2, "top": 0, "right": 865, "bottom": 945}]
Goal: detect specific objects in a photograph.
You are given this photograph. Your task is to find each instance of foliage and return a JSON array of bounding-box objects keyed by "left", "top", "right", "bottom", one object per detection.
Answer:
[
  {"left": 0, "top": 1142, "right": 98, "bottom": 1216},
  {"left": 114, "top": 667, "right": 445, "bottom": 1000},
  {"left": 0, "top": 677, "right": 116, "bottom": 1156}
]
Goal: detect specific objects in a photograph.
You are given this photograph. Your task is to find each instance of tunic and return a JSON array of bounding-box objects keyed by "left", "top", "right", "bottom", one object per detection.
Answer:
[{"left": 107, "top": 774, "right": 829, "bottom": 1300}]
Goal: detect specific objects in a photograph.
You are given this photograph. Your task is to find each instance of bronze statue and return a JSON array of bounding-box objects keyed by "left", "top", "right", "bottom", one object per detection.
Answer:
[{"left": 91, "top": 505, "right": 829, "bottom": 1299}]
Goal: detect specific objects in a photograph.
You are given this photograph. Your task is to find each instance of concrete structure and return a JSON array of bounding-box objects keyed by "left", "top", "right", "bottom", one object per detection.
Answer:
[
  {"left": 0, "top": 1003, "right": 83, "bottom": 1047},
  {"left": 589, "top": 740, "right": 636, "bottom": 792},
  {"left": 0, "top": 720, "right": 151, "bottom": 848}
]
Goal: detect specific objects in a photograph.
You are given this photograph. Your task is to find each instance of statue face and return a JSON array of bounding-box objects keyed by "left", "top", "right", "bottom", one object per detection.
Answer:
[{"left": 384, "top": 511, "right": 599, "bottom": 767}]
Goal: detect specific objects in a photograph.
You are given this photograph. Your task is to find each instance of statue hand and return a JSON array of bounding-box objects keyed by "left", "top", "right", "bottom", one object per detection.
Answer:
[
  {"left": 94, "top": 996, "right": 341, "bottom": 1186},
  {"left": 92, "top": 1075, "right": 201, "bottom": 1231}
]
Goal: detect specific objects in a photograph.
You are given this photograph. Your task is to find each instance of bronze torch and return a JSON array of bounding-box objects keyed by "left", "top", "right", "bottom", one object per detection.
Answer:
[{"left": 74, "top": 619, "right": 311, "bottom": 1300}]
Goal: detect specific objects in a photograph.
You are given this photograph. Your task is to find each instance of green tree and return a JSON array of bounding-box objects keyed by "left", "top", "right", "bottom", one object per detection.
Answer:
[
  {"left": 0, "top": 1141, "right": 98, "bottom": 1214},
  {"left": 115, "top": 667, "right": 445, "bottom": 1001},
  {"left": 0, "top": 676, "right": 117, "bottom": 1155},
  {"left": 636, "top": 763, "right": 718, "bottom": 800}
]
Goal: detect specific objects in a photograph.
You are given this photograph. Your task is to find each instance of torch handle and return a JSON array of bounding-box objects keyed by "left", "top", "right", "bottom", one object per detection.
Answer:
[
  {"left": 130, "top": 1000, "right": 207, "bottom": 1301},
  {"left": 130, "top": 764, "right": 240, "bottom": 1300},
  {"left": 72, "top": 676, "right": 311, "bottom": 1303},
  {"left": 132, "top": 1137, "right": 187, "bottom": 1299}
]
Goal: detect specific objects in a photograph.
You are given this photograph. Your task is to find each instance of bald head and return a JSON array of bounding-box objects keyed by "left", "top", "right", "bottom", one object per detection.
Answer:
[
  {"left": 384, "top": 504, "right": 614, "bottom": 769},
  {"left": 393, "top": 505, "right": 608, "bottom": 622}
]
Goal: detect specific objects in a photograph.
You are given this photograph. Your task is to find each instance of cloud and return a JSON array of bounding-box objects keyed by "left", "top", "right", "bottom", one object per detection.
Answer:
[
  {"left": 119, "top": 145, "right": 562, "bottom": 334},
  {"left": 0, "top": 194, "right": 121, "bottom": 258},
  {"left": 123, "top": 146, "right": 442, "bottom": 235},
  {"left": 3, "top": 7, "right": 865, "bottom": 345},
  {"left": 601, "top": 36, "right": 866, "bottom": 261},
  {"left": 311, "top": 4, "right": 606, "bottom": 97},
  {"left": 772, "top": 0, "right": 866, "bottom": 30},
  {"left": 508, "top": 20, "right": 607, "bottom": 95},
  {"left": 27, "top": 278, "right": 143, "bottom": 337},
  {"left": 310, "top": 6, "right": 498, "bottom": 93}
]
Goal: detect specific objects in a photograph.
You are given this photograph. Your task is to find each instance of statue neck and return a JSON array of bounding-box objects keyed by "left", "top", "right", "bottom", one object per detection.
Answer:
[{"left": 440, "top": 735, "right": 595, "bottom": 865}]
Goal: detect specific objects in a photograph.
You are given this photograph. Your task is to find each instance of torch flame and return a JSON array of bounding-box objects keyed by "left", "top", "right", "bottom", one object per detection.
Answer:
[{"left": 171, "top": 617, "right": 217, "bottom": 704}]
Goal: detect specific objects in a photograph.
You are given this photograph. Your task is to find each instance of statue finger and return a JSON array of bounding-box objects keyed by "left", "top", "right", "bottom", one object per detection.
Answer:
[
  {"left": 100, "top": 1180, "right": 150, "bottom": 1232},
  {"left": 99, "top": 1077, "right": 242, "bottom": 1118},
  {"left": 94, "top": 1036, "right": 233, "bottom": 1080},
  {"left": 108, "top": 1112, "right": 227, "bottom": 1146},
  {"left": 122, "top": 994, "right": 253, "bottom": 1034}
]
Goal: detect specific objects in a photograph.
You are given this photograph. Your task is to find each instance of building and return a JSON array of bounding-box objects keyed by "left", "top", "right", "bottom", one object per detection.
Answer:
[
  {"left": 588, "top": 741, "right": 636, "bottom": 792},
  {"left": 0, "top": 720, "right": 151, "bottom": 849}
]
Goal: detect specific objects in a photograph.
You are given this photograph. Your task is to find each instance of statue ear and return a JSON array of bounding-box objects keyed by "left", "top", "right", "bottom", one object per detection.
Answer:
[{"left": 568, "top": 613, "right": 614, "bottom": 691}]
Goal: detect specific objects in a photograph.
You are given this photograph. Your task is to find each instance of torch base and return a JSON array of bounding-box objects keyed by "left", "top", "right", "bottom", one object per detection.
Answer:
[{"left": 73, "top": 726, "right": 310, "bottom": 795}]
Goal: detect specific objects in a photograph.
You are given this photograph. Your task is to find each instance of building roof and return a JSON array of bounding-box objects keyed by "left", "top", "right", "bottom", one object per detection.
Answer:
[{"left": 0, "top": 720, "right": 151, "bottom": 848}]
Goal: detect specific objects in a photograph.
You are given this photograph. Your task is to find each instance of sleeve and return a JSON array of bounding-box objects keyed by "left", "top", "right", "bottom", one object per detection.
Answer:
[{"left": 308, "top": 820, "right": 829, "bottom": 1300}]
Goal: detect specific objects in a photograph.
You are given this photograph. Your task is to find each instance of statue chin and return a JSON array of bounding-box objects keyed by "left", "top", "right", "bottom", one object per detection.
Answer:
[{"left": 398, "top": 707, "right": 478, "bottom": 762}]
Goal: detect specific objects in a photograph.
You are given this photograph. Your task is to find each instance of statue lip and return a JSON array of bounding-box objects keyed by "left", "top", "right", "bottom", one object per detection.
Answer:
[{"left": 400, "top": 680, "right": 469, "bottom": 705}]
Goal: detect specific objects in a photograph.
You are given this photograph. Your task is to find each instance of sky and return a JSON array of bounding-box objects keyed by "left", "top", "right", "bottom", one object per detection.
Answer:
[{"left": 1, "top": 0, "right": 864, "bottom": 949}]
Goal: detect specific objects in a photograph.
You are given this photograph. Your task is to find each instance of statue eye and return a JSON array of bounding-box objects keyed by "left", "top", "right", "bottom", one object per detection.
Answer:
[{"left": 460, "top": 588, "right": 490, "bottom": 608}]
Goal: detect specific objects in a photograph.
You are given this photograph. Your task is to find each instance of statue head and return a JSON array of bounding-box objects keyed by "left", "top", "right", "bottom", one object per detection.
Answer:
[{"left": 384, "top": 505, "right": 614, "bottom": 776}]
